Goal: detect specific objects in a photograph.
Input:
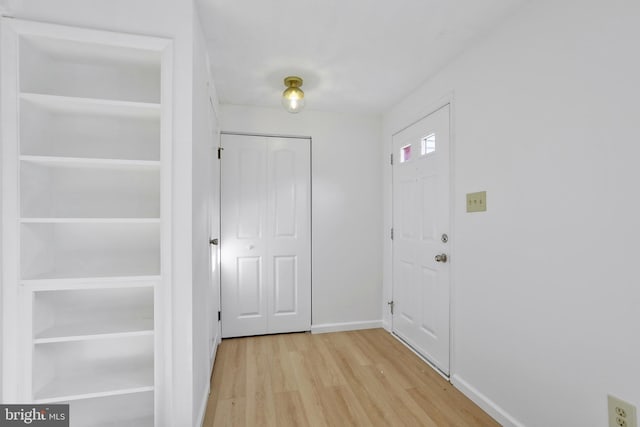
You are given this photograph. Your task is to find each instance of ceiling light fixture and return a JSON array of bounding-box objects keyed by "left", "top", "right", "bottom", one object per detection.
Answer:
[{"left": 282, "top": 76, "right": 305, "bottom": 113}]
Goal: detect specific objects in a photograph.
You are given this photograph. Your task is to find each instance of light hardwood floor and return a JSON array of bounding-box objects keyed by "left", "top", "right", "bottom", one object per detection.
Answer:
[{"left": 203, "top": 328, "right": 499, "bottom": 426}]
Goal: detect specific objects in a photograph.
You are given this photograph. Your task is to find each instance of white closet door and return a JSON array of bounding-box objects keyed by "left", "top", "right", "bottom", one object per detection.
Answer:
[{"left": 220, "top": 134, "right": 310, "bottom": 338}]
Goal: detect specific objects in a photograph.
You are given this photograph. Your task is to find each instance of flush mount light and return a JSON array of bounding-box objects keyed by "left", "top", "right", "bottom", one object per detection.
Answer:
[{"left": 282, "top": 76, "right": 305, "bottom": 113}]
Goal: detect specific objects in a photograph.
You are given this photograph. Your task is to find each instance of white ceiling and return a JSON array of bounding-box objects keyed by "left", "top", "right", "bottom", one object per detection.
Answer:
[{"left": 197, "top": 0, "right": 527, "bottom": 114}]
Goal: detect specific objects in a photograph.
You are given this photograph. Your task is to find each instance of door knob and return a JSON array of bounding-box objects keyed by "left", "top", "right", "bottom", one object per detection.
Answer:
[
  {"left": 434, "top": 254, "right": 448, "bottom": 263},
  {"left": 210, "top": 238, "right": 218, "bottom": 245}
]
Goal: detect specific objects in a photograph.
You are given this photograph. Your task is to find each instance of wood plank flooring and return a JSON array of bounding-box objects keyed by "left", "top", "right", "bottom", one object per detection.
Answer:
[{"left": 203, "top": 328, "right": 499, "bottom": 427}]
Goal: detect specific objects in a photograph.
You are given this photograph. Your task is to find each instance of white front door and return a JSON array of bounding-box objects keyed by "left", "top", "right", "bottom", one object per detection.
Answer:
[
  {"left": 392, "top": 105, "right": 451, "bottom": 375},
  {"left": 220, "top": 134, "right": 311, "bottom": 338}
]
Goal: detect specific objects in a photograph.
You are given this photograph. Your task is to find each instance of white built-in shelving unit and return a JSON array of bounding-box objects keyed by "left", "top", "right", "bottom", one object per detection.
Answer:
[{"left": 1, "top": 18, "right": 171, "bottom": 426}]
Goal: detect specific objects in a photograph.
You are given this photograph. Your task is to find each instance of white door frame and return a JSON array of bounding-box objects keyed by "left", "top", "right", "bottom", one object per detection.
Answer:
[
  {"left": 390, "top": 95, "right": 456, "bottom": 379},
  {"left": 219, "top": 131, "right": 313, "bottom": 337}
]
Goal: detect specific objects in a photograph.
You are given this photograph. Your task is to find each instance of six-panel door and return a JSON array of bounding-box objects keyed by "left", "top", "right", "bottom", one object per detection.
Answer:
[
  {"left": 392, "top": 105, "right": 451, "bottom": 375},
  {"left": 220, "top": 134, "right": 311, "bottom": 338}
]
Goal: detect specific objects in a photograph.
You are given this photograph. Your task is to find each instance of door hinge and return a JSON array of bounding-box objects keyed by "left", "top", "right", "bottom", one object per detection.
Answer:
[
  {"left": 390, "top": 153, "right": 394, "bottom": 165},
  {"left": 387, "top": 300, "right": 394, "bottom": 315},
  {"left": 217, "top": 311, "right": 221, "bottom": 321},
  {"left": 390, "top": 227, "right": 394, "bottom": 240},
  {"left": 217, "top": 147, "right": 224, "bottom": 159}
]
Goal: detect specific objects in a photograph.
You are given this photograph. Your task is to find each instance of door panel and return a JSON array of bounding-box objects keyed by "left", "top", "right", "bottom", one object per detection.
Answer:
[
  {"left": 420, "top": 266, "right": 437, "bottom": 336},
  {"left": 392, "top": 105, "right": 451, "bottom": 375},
  {"left": 273, "top": 149, "right": 297, "bottom": 237},
  {"left": 221, "top": 134, "right": 310, "bottom": 338},
  {"left": 237, "top": 257, "right": 262, "bottom": 316},
  {"left": 238, "top": 147, "right": 265, "bottom": 239},
  {"left": 274, "top": 256, "right": 297, "bottom": 314},
  {"left": 400, "top": 178, "right": 418, "bottom": 239},
  {"left": 421, "top": 176, "right": 438, "bottom": 240}
]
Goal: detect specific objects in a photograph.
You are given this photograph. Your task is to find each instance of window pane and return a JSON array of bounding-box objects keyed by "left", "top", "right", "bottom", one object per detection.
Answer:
[
  {"left": 400, "top": 144, "right": 411, "bottom": 163},
  {"left": 421, "top": 133, "right": 436, "bottom": 155}
]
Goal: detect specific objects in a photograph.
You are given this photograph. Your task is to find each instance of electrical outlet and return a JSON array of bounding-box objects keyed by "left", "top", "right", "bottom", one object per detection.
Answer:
[
  {"left": 466, "top": 191, "right": 487, "bottom": 213},
  {"left": 609, "top": 395, "right": 637, "bottom": 427}
]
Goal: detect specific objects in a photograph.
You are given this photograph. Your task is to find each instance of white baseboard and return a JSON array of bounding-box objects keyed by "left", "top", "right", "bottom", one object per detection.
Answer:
[
  {"left": 452, "top": 374, "right": 525, "bottom": 427},
  {"left": 196, "top": 378, "right": 210, "bottom": 427},
  {"left": 209, "top": 333, "right": 220, "bottom": 377},
  {"left": 198, "top": 334, "right": 221, "bottom": 427},
  {"left": 311, "top": 320, "right": 382, "bottom": 334},
  {"left": 390, "top": 332, "right": 449, "bottom": 381}
]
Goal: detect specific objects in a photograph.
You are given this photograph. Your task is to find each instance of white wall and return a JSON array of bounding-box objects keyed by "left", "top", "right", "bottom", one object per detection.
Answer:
[
  {"left": 221, "top": 105, "right": 383, "bottom": 329},
  {"left": 383, "top": 0, "right": 640, "bottom": 425},
  {"left": 191, "top": 13, "right": 219, "bottom": 427}
]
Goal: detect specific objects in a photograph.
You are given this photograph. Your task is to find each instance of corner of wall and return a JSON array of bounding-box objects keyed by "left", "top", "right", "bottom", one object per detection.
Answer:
[
  {"left": 195, "top": 382, "right": 210, "bottom": 427},
  {"left": 451, "top": 374, "right": 525, "bottom": 427},
  {"left": 0, "top": 15, "right": 3, "bottom": 403}
]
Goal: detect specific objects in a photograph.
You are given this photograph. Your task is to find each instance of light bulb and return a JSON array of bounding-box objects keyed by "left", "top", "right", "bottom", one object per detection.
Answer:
[{"left": 282, "top": 76, "right": 305, "bottom": 113}]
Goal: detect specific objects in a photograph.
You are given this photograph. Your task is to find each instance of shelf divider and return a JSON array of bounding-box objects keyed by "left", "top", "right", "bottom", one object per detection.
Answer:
[
  {"left": 20, "top": 154, "right": 161, "bottom": 170},
  {"left": 20, "top": 218, "right": 161, "bottom": 224},
  {"left": 35, "top": 329, "right": 154, "bottom": 345},
  {"left": 21, "top": 276, "right": 160, "bottom": 291},
  {"left": 20, "top": 92, "right": 161, "bottom": 119},
  {"left": 34, "top": 385, "right": 155, "bottom": 405}
]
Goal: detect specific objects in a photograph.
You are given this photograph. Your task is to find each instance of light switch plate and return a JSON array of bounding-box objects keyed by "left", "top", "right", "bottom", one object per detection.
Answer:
[{"left": 466, "top": 191, "right": 487, "bottom": 213}]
